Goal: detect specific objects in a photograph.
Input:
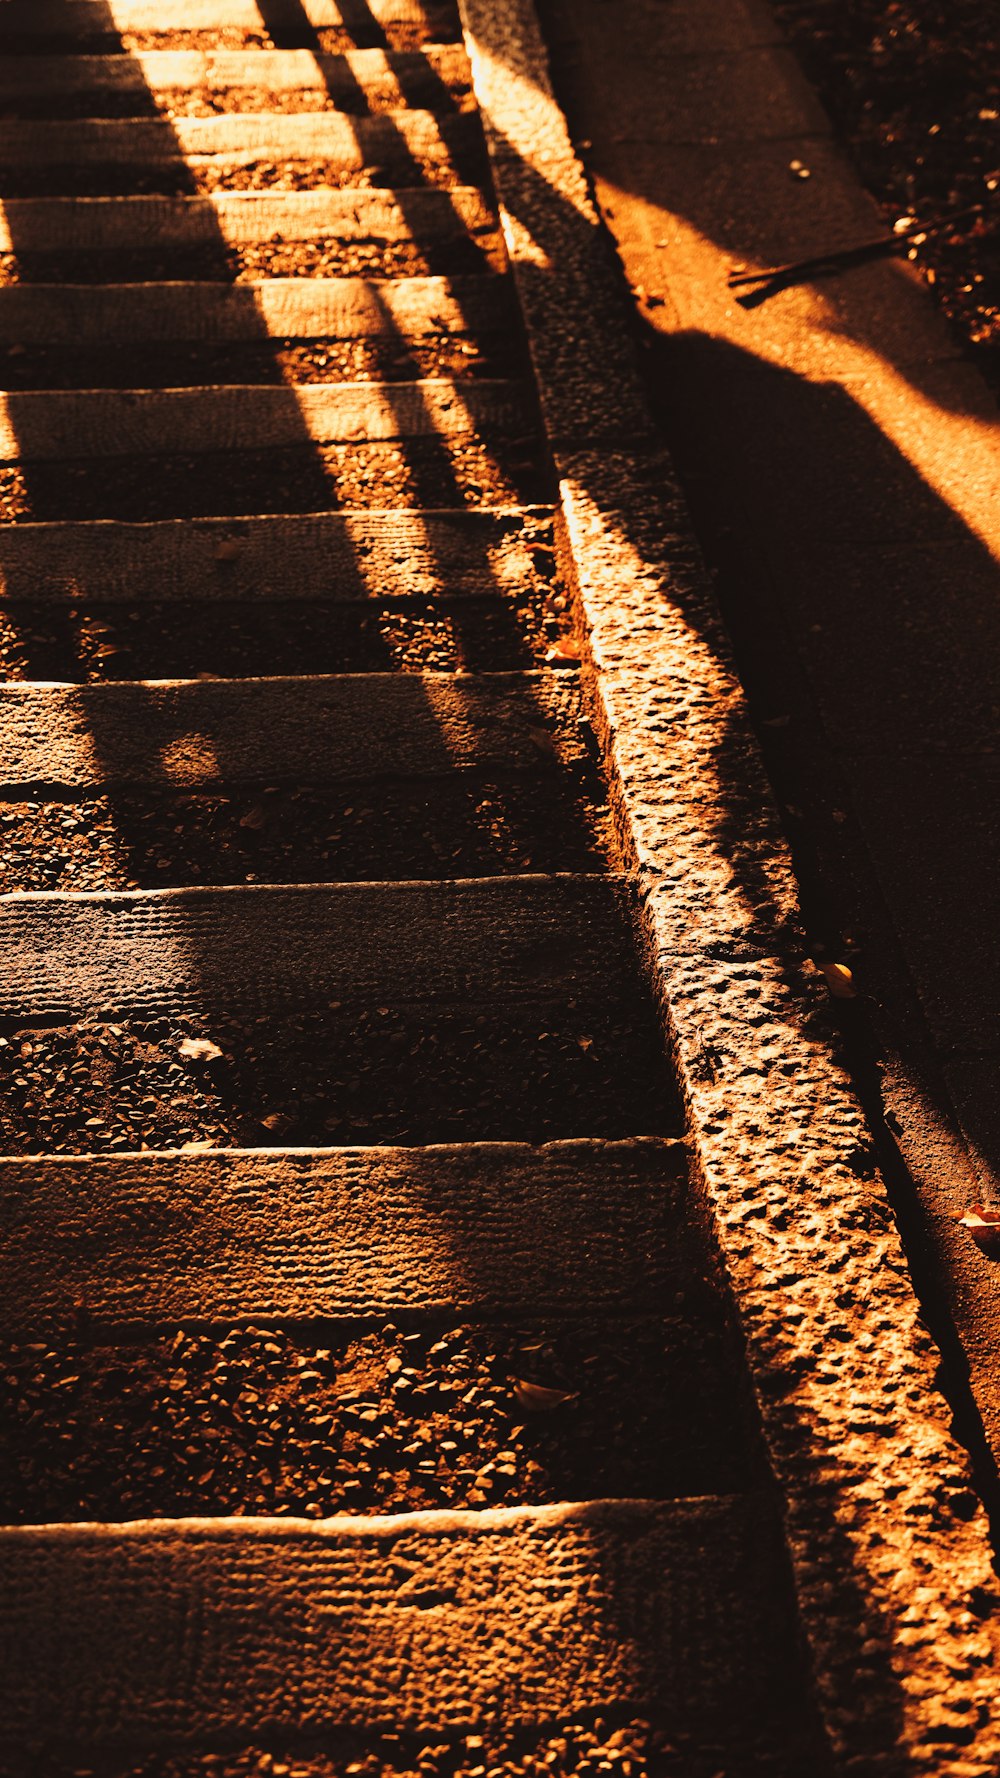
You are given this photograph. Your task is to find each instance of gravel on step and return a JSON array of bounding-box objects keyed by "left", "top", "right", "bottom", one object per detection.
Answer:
[
  {"left": 0, "top": 1005, "right": 681, "bottom": 1153},
  {"left": 0, "top": 159, "right": 487, "bottom": 200},
  {"left": 0, "top": 440, "right": 549, "bottom": 523},
  {"left": 0, "top": 772, "right": 614, "bottom": 892},
  {"left": 0, "top": 593, "right": 569, "bottom": 680},
  {"left": 0, "top": 1717, "right": 795, "bottom": 1778},
  {"left": 0, "top": 235, "right": 507, "bottom": 283},
  {"left": 0, "top": 335, "right": 521, "bottom": 392},
  {"left": 0, "top": 1311, "right": 758, "bottom": 1524}
]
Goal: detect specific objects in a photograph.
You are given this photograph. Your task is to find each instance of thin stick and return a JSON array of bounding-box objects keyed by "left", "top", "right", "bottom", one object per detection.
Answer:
[{"left": 726, "top": 200, "right": 989, "bottom": 290}]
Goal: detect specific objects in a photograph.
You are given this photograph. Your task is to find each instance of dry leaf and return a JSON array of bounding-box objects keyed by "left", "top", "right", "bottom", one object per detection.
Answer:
[
  {"left": 818, "top": 961, "right": 857, "bottom": 999},
  {"left": 513, "top": 1379, "right": 577, "bottom": 1412},
  {"left": 527, "top": 725, "right": 560, "bottom": 757},
  {"left": 240, "top": 805, "right": 267, "bottom": 831},
  {"left": 180, "top": 1139, "right": 217, "bottom": 1153},
  {"left": 961, "top": 1206, "right": 1000, "bottom": 1255},
  {"left": 178, "top": 1037, "right": 223, "bottom": 1063},
  {"left": 545, "top": 638, "right": 581, "bottom": 664}
]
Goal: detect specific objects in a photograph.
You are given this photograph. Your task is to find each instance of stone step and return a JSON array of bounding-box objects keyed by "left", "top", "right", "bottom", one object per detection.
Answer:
[
  {"left": 0, "top": 0, "right": 451, "bottom": 40},
  {"left": 0, "top": 671, "right": 586, "bottom": 788},
  {"left": 0, "top": 874, "right": 637, "bottom": 1017},
  {"left": 0, "top": 1499, "right": 797, "bottom": 1744},
  {"left": 0, "top": 507, "right": 548, "bottom": 602},
  {"left": 0, "top": 276, "right": 510, "bottom": 346},
  {"left": 0, "top": 110, "right": 479, "bottom": 171},
  {"left": 0, "top": 188, "right": 495, "bottom": 253},
  {"left": 0, "top": 46, "right": 470, "bottom": 107},
  {"left": 0, "top": 1137, "right": 686, "bottom": 1329},
  {"left": 0, "top": 380, "right": 532, "bottom": 462}
]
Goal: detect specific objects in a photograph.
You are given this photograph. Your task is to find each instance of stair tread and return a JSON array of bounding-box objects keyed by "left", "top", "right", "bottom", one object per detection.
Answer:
[
  {"left": 0, "top": 1496, "right": 797, "bottom": 1742},
  {"left": 0, "top": 0, "right": 449, "bottom": 36},
  {"left": 0, "top": 187, "right": 496, "bottom": 251},
  {"left": 0, "top": 380, "right": 532, "bottom": 461},
  {"left": 0, "top": 275, "right": 511, "bottom": 345},
  {"left": 0, "top": 874, "right": 639, "bottom": 1016},
  {"left": 0, "top": 507, "right": 550, "bottom": 602},
  {"left": 0, "top": 1137, "right": 686, "bottom": 1327},
  {"left": 0, "top": 48, "right": 468, "bottom": 100},
  {"left": 0, "top": 110, "right": 478, "bottom": 165},
  {"left": 0, "top": 670, "right": 585, "bottom": 787}
]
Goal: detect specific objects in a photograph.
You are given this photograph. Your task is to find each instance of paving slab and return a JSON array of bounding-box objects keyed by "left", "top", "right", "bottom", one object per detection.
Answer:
[
  {"left": 945, "top": 1061, "right": 1000, "bottom": 1200},
  {"left": 589, "top": 135, "right": 882, "bottom": 275},
  {"left": 542, "top": 0, "right": 784, "bottom": 58},
  {"left": 557, "top": 44, "right": 830, "bottom": 146},
  {"left": 760, "top": 536, "right": 1000, "bottom": 755},
  {"left": 845, "top": 756, "right": 1000, "bottom": 1055}
]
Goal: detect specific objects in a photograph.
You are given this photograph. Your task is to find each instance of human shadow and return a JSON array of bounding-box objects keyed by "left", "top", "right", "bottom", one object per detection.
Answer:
[{"left": 462, "top": 0, "right": 1000, "bottom": 1763}]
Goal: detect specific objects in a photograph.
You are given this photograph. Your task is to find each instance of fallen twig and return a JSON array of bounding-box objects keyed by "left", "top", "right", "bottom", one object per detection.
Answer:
[{"left": 726, "top": 200, "right": 990, "bottom": 296}]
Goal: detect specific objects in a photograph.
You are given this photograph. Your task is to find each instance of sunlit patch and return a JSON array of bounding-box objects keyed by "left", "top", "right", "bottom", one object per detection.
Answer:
[
  {"left": 158, "top": 729, "right": 223, "bottom": 784},
  {"left": 592, "top": 178, "right": 1000, "bottom": 562}
]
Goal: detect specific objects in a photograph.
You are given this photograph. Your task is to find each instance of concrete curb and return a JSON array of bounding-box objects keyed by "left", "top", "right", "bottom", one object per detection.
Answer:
[{"left": 458, "top": 0, "right": 1000, "bottom": 1769}]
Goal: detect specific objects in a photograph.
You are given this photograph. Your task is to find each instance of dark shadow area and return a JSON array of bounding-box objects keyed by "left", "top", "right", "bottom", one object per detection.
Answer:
[
  {"left": 457, "top": 0, "right": 1000, "bottom": 1763},
  {"left": 0, "top": 7, "right": 822, "bottom": 1770}
]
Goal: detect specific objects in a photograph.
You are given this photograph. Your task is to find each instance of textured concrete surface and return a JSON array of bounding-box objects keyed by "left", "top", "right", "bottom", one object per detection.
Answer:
[
  {"left": 460, "top": 0, "right": 1000, "bottom": 1767},
  {"left": 0, "top": 1499, "right": 799, "bottom": 1746},
  {"left": 0, "top": 275, "right": 512, "bottom": 346},
  {"left": 0, "top": 188, "right": 496, "bottom": 253},
  {"left": 0, "top": 381, "right": 531, "bottom": 461},
  {"left": 0, "top": 875, "right": 638, "bottom": 1017},
  {"left": 0, "top": 0, "right": 446, "bottom": 33},
  {"left": 0, "top": 109, "right": 474, "bottom": 170},
  {"left": 0, "top": 44, "right": 470, "bottom": 102},
  {"left": 0, "top": 671, "right": 588, "bottom": 787},
  {"left": 0, "top": 508, "right": 546, "bottom": 601},
  {"left": 0, "top": 106, "right": 469, "bottom": 168},
  {"left": 0, "top": 1138, "right": 688, "bottom": 1329}
]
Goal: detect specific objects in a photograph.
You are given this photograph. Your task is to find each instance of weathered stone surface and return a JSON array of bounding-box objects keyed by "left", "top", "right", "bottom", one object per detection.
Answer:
[
  {"left": 0, "top": 1138, "right": 688, "bottom": 1329},
  {"left": 0, "top": 1499, "right": 798, "bottom": 1746},
  {"left": 0, "top": 671, "right": 588, "bottom": 788},
  {"left": 0, "top": 875, "right": 638, "bottom": 1017},
  {"left": 0, "top": 508, "right": 547, "bottom": 603}
]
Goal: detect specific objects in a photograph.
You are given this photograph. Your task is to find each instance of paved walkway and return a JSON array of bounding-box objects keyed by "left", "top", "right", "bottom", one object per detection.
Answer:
[{"left": 538, "top": 0, "right": 1000, "bottom": 1468}]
